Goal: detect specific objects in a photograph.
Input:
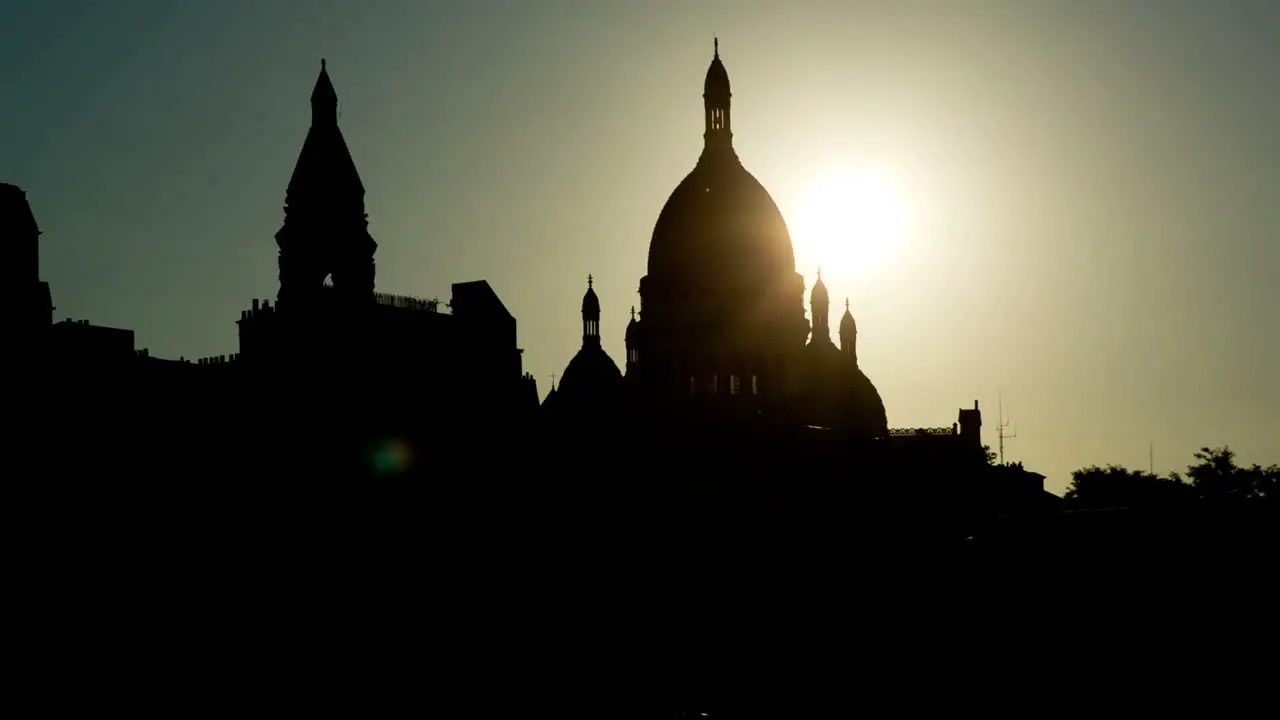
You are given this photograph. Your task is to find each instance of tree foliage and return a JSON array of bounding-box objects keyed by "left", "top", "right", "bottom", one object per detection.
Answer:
[
  {"left": 1065, "top": 445, "right": 1277, "bottom": 510},
  {"left": 1185, "top": 446, "right": 1277, "bottom": 505}
]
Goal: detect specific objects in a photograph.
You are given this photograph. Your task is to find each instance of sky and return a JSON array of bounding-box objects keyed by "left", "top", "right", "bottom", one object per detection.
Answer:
[{"left": 2, "top": 0, "right": 1277, "bottom": 493}]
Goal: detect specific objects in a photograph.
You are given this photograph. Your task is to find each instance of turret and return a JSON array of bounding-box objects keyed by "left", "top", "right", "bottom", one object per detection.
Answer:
[
  {"left": 625, "top": 306, "right": 639, "bottom": 371},
  {"left": 809, "top": 268, "right": 830, "bottom": 345},
  {"left": 839, "top": 298, "right": 858, "bottom": 366},
  {"left": 581, "top": 275, "right": 600, "bottom": 348}
]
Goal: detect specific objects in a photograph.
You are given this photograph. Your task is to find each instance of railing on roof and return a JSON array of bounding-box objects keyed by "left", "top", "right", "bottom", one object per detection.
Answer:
[
  {"left": 888, "top": 427, "right": 956, "bottom": 437},
  {"left": 374, "top": 290, "right": 445, "bottom": 313},
  {"left": 319, "top": 281, "right": 445, "bottom": 313}
]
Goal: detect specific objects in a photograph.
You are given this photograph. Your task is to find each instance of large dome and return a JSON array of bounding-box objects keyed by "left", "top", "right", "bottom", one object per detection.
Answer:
[
  {"left": 645, "top": 43, "right": 796, "bottom": 283},
  {"left": 647, "top": 154, "right": 796, "bottom": 281}
]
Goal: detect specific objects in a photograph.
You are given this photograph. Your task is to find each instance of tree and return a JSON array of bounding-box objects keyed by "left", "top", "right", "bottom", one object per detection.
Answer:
[
  {"left": 1064, "top": 465, "right": 1194, "bottom": 510},
  {"left": 1186, "top": 445, "right": 1278, "bottom": 505},
  {"left": 981, "top": 444, "right": 997, "bottom": 465},
  {"left": 1064, "top": 446, "right": 1277, "bottom": 510}
]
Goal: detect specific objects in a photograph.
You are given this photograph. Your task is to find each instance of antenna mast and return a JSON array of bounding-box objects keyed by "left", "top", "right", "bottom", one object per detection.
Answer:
[{"left": 997, "top": 393, "right": 1017, "bottom": 465}]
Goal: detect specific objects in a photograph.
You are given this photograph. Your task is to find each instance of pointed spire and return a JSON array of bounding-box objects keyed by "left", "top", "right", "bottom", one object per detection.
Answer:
[
  {"left": 311, "top": 58, "right": 338, "bottom": 125},
  {"left": 630, "top": 306, "right": 636, "bottom": 321},
  {"left": 714, "top": 36, "right": 719, "bottom": 58},
  {"left": 845, "top": 297, "right": 850, "bottom": 311},
  {"left": 587, "top": 273, "right": 593, "bottom": 289},
  {"left": 817, "top": 265, "right": 822, "bottom": 280}
]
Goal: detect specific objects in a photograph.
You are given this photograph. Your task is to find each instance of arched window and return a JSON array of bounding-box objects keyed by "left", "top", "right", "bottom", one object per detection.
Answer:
[
  {"left": 729, "top": 374, "right": 741, "bottom": 395},
  {"left": 751, "top": 375, "right": 759, "bottom": 395}
]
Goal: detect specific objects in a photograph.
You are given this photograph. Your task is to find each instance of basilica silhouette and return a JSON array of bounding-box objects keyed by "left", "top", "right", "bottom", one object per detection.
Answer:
[{"left": 544, "top": 43, "right": 982, "bottom": 452}]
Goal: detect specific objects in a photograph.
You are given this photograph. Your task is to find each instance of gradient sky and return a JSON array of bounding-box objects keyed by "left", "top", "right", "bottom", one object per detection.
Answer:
[{"left": 3, "top": 0, "right": 1277, "bottom": 493}]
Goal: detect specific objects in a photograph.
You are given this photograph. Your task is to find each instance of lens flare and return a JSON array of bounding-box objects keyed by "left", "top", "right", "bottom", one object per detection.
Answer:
[{"left": 371, "top": 437, "right": 413, "bottom": 475}]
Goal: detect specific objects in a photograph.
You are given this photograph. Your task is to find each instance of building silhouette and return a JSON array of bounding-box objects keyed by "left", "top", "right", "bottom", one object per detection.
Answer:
[
  {"left": 547, "top": 41, "right": 984, "bottom": 458},
  {"left": 7, "top": 49, "right": 1049, "bottom": 517},
  {"left": 9, "top": 61, "right": 537, "bottom": 411}
]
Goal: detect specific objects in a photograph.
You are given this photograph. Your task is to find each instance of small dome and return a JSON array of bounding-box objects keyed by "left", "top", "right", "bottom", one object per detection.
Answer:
[
  {"left": 840, "top": 299, "right": 857, "bottom": 334},
  {"left": 811, "top": 269, "right": 829, "bottom": 305},
  {"left": 802, "top": 340, "right": 888, "bottom": 436},
  {"left": 625, "top": 306, "right": 638, "bottom": 342},
  {"left": 704, "top": 42, "right": 730, "bottom": 99},
  {"left": 581, "top": 275, "right": 600, "bottom": 315}
]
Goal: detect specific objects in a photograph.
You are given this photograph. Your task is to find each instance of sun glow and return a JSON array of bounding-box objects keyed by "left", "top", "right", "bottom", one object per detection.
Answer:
[{"left": 789, "top": 167, "right": 912, "bottom": 280}]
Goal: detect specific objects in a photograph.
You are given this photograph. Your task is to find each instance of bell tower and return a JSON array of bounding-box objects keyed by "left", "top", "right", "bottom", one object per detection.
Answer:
[{"left": 275, "top": 59, "right": 377, "bottom": 314}]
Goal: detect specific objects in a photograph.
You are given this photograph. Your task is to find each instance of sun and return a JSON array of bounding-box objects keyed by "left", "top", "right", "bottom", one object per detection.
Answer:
[{"left": 789, "top": 167, "right": 912, "bottom": 280}]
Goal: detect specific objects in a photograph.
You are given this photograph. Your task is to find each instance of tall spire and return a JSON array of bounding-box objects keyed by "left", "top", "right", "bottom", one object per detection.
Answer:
[{"left": 714, "top": 36, "right": 719, "bottom": 57}]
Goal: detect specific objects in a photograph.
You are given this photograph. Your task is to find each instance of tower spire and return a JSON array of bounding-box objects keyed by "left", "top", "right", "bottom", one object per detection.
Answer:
[
  {"left": 714, "top": 36, "right": 719, "bottom": 57},
  {"left": 310, "top": 58, "right": 338, "bottom": 126}
]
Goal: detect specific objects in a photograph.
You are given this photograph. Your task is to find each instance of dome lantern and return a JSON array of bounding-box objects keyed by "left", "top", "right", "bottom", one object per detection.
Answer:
[{"left": 581, "top": 274, "right": 601, "bottom": 347}]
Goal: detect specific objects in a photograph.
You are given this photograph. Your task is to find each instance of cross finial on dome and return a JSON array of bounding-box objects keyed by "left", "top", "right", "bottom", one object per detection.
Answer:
[{"left": 587, "top": 274, "right": 593, "bottom": 289}]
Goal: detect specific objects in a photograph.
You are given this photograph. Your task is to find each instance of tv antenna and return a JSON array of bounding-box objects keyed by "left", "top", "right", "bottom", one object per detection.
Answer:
[{"left": 997, "top": 393, "right": 1017, "bottom": 465}]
